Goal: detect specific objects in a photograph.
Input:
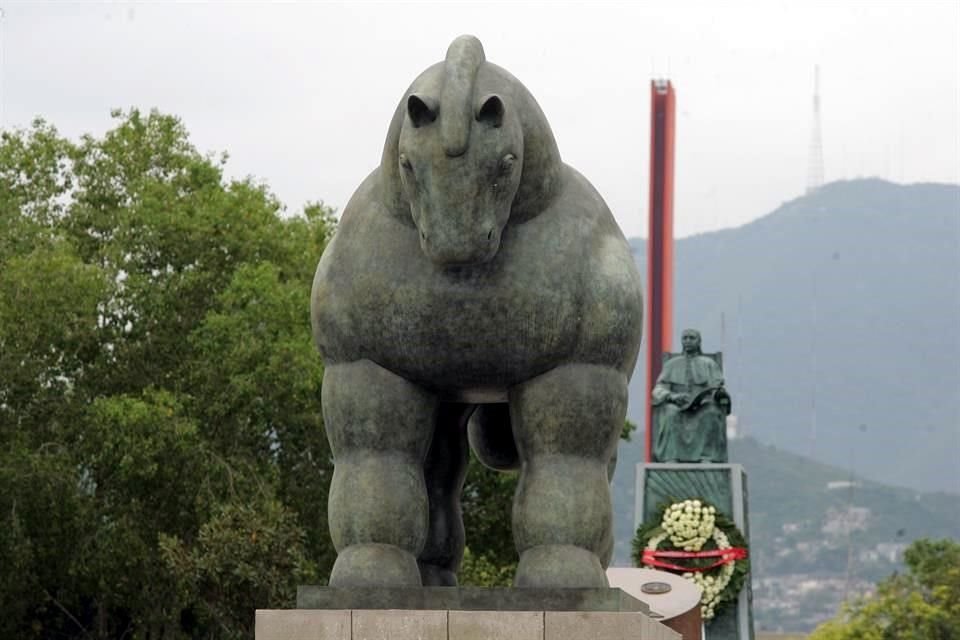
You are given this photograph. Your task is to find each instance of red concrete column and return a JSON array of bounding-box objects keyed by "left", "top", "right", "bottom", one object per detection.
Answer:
[{"left": 645, "top": 80, "right": 676, "bottom": 462}]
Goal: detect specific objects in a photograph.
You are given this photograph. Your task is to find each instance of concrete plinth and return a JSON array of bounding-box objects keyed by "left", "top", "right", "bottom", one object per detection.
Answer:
[
  {"left": 636, "top": 463, "right": 754, "bottom": 640},
  {"left": 256, "top": 609, "right": 681, "bottom": 640},
  {"left": 297, "top": 586, "right": 648, "bottom": 613}
]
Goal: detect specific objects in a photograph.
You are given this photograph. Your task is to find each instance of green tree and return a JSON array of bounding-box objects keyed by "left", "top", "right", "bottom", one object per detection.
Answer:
[
  {"left": 0, "top": 110, "right": 334, "bottom": 639},
  {"left": 809, "top": 538, "right": 960, "bottom": 640},
  {"left": 0, "top": 108, "right": 637, "bottom": 632}
]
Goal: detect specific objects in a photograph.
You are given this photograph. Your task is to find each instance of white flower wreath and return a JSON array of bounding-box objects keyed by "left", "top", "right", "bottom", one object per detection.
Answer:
[{"left": 636, "top": 498, "right": 749, "bottom": 622}]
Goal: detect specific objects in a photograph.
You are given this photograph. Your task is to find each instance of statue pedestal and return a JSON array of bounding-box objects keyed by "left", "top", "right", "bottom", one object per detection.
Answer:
[
  {"left": 256, "top": 608, "right": 680, "bottom": 639},
  {"left": 255, "top": 587, "right": 680, "bottom": 639},
  {"left": 635, "top": 463, "right": 754, "bottom": 640}
]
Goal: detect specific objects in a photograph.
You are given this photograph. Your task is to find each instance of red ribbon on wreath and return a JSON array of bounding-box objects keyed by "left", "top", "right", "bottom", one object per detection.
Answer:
[{"left": 641, "top": 547, "right": 748, "bottom": 573}]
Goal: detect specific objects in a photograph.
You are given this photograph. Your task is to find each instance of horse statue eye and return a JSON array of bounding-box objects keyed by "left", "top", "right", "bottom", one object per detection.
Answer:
[
  {"left": 499, "top": 154, "right": 516, "bottom": 175},
  {"left": 399, "top": 154, "right": 413, "bottom": 171}
]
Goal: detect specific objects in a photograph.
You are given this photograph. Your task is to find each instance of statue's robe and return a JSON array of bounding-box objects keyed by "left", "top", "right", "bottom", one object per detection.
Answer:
[{"left": 651, "top": 354, "right": 728, "bottom": 463}]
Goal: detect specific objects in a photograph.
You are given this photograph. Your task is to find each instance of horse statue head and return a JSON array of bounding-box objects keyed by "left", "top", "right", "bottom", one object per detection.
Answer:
[{"left": 380, "top": 35, "right": 563, "bottom": 266}]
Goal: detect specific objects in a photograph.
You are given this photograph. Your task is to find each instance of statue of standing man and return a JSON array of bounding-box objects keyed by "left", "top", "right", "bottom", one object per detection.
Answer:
[{"left": 652, "top": 329, "right": 731, "bottom": 463}]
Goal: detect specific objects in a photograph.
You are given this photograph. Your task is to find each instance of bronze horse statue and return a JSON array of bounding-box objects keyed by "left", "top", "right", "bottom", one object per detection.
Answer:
[{"left": 311, "top": 36, "right": 642, "bottom": 588}]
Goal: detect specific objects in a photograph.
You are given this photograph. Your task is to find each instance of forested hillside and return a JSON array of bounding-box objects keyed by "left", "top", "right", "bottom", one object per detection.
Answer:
[
  {"left": 617, "top": 179, "right": 960, "bottom": 494},
  {"left": 0, "top": 112, "right": 338, "bottom": 638},
  {"left": 612, "top": 179, "right": 959, "bottom": 630}
]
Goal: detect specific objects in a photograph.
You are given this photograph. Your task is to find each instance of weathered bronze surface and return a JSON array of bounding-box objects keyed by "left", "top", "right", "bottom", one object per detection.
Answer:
[
  {"left": 651, "top": 329, "right": 731, "bottom": 463},
  {"left": 311, "top": 35, "right": 642, "bottom": 588}
]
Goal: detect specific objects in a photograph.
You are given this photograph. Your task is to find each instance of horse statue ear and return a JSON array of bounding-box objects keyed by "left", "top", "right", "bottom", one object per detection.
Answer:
[
  {"left": 476, "top": 94, "right": 504, "bottom": 128},
  {"left": 407, "top": 94, "right": 438, "bottom": 128}
]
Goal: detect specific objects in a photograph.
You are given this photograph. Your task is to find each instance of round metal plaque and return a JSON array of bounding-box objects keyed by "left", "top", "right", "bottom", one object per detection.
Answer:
[{"left": 641, "top": 581, "right": 673, "bottom": 595}]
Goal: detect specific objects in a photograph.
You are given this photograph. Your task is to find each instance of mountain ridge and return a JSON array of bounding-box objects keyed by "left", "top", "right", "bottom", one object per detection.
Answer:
[
  {"left": 611, "top": 178, "right": 959, "bottom": 631},
  {"left": 619, "top": 178, "right": 960, "bottom": 494}
]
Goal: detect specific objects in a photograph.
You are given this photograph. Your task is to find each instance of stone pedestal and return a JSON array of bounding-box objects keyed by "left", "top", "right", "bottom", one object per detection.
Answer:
[
  {"left": 296, "top": 586, "right": 649, "bottom": 612},
  {"left": 256, "top": 609, "right": 680, "bottom": 640},
  {"left": 256, "top": 587, "right": 680, "bottom": 639},
  {"left": 635, "top": 463, "right": 754, "bottom": 640}
]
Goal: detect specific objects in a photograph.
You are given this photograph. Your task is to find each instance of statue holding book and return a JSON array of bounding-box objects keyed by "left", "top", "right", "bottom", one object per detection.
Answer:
[{"left": 652, "top": 329, "right": 731, "bottom": 463}]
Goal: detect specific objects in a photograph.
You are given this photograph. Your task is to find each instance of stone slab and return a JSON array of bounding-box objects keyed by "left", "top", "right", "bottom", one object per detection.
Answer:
[
  {"left": 448, "top": 610, "right": 542, "bottom": 640},
  {"left": 545, "top": 611, "right": 680, "bottom": 640},
  {"left": 256, "top": 609, "right": 350, "bottom": 640},
  {"left": 297, "top": 586, "right": 649, "bottom": 613},
  {"left": 352, "top": 609, "right": 446, "bottom": 640},
  {"left": 256, "top": 609, "right": 680, "bottom": 640}
]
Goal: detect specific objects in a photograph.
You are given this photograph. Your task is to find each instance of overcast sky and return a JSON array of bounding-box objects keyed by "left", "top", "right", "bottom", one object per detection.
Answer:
[{"left": 2, "top": 1, "right": 958, "bottom": 238}]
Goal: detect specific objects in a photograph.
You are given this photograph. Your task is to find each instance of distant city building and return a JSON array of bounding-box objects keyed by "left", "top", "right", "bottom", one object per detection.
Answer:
[{"left": 826, "top": 480, "right": 862, "bottom": 491}]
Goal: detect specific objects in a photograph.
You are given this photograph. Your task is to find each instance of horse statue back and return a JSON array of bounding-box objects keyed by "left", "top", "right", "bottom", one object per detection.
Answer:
[{"left": 311, "top": 35, "right": 643, "bottom": 588}]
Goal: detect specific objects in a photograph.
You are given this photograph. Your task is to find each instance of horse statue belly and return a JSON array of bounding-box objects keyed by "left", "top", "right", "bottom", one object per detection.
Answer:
[{"left": 311, "top": 35, "right": 642, "bottom": 588}]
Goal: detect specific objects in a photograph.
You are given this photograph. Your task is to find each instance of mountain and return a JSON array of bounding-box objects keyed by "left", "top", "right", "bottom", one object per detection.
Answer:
[
  {"left": 609, "top": 179, "right": 960, "bottom": 631},
  {"left": 617, "top": 179, "right": 960, "bottom": 494}
]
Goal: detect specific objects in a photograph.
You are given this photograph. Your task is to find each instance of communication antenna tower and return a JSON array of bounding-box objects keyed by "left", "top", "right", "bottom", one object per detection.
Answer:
[{"left": 806, "top": 65, "right": 824, "bottom": 193}]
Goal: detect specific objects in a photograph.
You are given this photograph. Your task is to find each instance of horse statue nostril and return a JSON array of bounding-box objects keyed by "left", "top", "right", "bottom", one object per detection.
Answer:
[{"left": 487, "top": 228, "right": 494, "bottom": 242}]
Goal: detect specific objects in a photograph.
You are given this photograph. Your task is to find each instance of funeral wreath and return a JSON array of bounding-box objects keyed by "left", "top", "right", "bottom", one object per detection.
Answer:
[{"left": 631, "top": 498, "right": 750, "bottom": 622}]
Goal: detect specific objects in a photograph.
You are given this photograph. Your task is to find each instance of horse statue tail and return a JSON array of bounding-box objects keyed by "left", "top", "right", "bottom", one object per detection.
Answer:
[{"left": 440, "top": 35, "right": 486, "bottom": 158}]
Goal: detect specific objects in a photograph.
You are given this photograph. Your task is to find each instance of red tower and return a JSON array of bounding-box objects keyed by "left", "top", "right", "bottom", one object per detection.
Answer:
[{"left": 645, "top": 79, "right": 676, "bottom": 462}]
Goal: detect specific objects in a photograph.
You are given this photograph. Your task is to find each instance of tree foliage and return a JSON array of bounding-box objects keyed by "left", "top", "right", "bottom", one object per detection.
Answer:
[
  {"left": 0, "top": 111, "right": 334, "bottom": 639},
  {"left": 809, "top": 538, "right": 960, "bottom": 640},
  {"left": 0, "top": 109, "right": 636, "bottom": 633}
]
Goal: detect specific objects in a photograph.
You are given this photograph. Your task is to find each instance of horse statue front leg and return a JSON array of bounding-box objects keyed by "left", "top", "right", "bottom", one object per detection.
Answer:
[
  {"left": 510, "top": 363, "right": 627, "bottom": 588},
  {"left": 323, "top": 359, "right": 438, "bottom": 586}
]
